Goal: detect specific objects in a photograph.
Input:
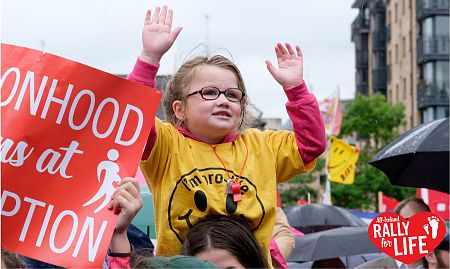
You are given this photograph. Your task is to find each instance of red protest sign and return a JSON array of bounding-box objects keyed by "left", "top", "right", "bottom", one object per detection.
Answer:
[
  {"left": 368, "top": 212, "right": 447, "bottom": 264},
  {"left": 1, "top": 44, "right": 161, "bottom": 268}
]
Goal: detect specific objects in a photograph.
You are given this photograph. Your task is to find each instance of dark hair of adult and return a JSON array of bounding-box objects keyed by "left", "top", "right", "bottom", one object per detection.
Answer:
[
  {"left": 181, "top": 215, "right": 270, "bottom": 268},
  {"left": 394, "top": 197, "right": 431, "bottom": 214},
  {"left": 1, "top": 249, "right": 27, "bottom": 268}
]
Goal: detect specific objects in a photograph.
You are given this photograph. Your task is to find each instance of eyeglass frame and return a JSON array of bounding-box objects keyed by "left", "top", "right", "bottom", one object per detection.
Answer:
[{"left": 185, "top": 87, "right": 245, "bottom": 102}]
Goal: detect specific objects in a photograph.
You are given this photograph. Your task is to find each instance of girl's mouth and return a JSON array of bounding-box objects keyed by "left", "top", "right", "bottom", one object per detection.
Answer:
[{"left": 213, "top": 111, "right": 231, "bottom": 117}]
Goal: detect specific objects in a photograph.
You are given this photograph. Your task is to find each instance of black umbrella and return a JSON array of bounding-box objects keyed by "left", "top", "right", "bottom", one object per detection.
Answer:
[
  {"left": 370, "top": 118, "right": 449, "bottom": 193},
  {"left": 287, "top": 226, "right": 380, "bottom": 262},
  {"left": 284, "top": 204, "right": 366, "bottom": 233}
]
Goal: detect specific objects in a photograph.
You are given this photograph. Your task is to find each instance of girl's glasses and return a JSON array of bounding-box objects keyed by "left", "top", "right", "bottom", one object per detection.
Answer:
[{"left": 186, "top": 87, "right": 245, "bottom": 102}]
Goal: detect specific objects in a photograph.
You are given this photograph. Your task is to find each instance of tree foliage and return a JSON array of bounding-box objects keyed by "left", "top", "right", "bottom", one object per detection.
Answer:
[
  {"left": 332, "top": 93, "right": 415, "bottom": 210},
  {"left": 280, "top": 158, "right": 325, "bottom": 206},
  {"left": 340, "top": 93, "right": 405, "bottom": 150}
]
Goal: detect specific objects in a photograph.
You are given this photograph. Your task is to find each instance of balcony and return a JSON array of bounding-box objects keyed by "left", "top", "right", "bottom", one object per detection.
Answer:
[
  {"left": 417, "top": 36, "right": 450, "bottom": 63},
  {"left": 351, "top": 14, "right": 370, "bottom": 40},
  {"left": 371, "top": 0, "right": 386, "bottom": 14},
  {"left": 356, "top": 50, "right": 369, "bottom": 68},
  {"left": 416, "top": 0, "right": 450, "bottom": 20},
  {"left": 418, "top": 83, "right": 450, "bottom": 109},
  {"left": 356, "top": 84, "right": 369, "bottom": 95},
  {"left": 372, "top": 68, "right": 387, "bottom": 92},
  {"left": 387, "top": 65, "right": 391, "bottom": 82},
  {"left": 372, "top": 29, "right": 387, "bottom": 51}
]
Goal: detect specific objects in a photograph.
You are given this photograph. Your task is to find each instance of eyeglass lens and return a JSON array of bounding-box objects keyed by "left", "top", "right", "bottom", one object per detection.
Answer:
[{"left": 200, "top": 87, "right": 243, "bottom": 102}]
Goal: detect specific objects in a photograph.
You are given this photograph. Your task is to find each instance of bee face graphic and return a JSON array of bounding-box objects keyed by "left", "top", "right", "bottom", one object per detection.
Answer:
[{"left": 168, "top": 168, "right": 265, "bottom": 242}]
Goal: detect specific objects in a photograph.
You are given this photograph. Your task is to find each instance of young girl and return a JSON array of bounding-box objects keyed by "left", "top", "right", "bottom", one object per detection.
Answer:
[{"left": 129, "top": 5, "right": 326, "bottom": 262}]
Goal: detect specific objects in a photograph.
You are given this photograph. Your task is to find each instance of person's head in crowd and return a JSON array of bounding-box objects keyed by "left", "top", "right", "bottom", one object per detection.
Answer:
[
  {"left": 395, "top": 197, "right": 433, "bottom": 269},
  {"left": 311, "top": 257, "right": 346, "bottom": 268},
  {"left": 181, "top": 215, "right": 270, "bottom": 269},
  {"left": 395, "top": 197, "right": 431, "bottom": 218},
  {"left": 130, "top": 255, "right": 219, "bottom": 268},
  {"left": 1, "top": 249, "right": 27, "bottom": 268},
  {"left": 422, "top": 234, "right": 449, "bottom": 269}
]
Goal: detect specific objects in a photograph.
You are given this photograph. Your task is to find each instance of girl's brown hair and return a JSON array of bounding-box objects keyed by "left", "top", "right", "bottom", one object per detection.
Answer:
[{"left": 163, "top": 55, "right": 250, "bottom": 131}]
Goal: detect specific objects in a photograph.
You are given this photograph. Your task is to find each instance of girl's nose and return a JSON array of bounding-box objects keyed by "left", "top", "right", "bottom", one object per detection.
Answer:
[{"left": 215, "top": 94, "right": 230, "bottom": 106}]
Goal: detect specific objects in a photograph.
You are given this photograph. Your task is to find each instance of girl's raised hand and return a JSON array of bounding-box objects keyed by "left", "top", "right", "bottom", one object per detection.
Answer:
[
  {"left": 266, "top": 43, "right": 304, "bottom": 89},
  {"left": 108, "top": 177, "right": 143, "bottom": 234},
  {"left": 139, "top": 6, "right": 183, "bottom": 65}
]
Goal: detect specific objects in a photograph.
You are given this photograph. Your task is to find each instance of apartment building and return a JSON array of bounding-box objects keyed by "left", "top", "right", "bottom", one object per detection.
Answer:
[
  {"left": 351, "top": 0, "right": 388, "bottom": 96},
  {"left": 352, "top": 0, "right": 449, "bottom": 131}
]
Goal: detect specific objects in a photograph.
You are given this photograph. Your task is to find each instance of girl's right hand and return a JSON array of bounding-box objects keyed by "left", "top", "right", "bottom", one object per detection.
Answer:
[{"left": 139, "top": 6, "right": 183, "bottom": 65}]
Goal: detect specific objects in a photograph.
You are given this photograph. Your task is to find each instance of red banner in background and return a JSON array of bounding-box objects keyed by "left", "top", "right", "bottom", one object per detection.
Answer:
[
  {"left": 417, "top": 188, "right": 450, "bottom": 221},
  {"left": 1, "top": 44, "right": 161, "bottom": 268}
]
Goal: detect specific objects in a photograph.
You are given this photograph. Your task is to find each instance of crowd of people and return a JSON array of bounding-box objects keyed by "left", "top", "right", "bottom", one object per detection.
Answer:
[{"left": 1, "top": 4, "right": 448, "bottom": 269}]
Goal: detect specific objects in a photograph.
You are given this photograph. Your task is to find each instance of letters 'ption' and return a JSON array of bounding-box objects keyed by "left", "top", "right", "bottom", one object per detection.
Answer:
[
  {"left": 1, "top": 190, "right": 108, "bottom": 262},
  {"left": 1, "top": 67, "right": 143, "bottom": 146}
]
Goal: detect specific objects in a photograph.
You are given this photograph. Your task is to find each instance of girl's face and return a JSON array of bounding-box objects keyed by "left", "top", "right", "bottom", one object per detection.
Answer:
[
  {"left": 195, "top": 247, "right": 245, "bottom": 269},
  {"left": 174, "top": 65, "right": 242, "bottom": 143}
]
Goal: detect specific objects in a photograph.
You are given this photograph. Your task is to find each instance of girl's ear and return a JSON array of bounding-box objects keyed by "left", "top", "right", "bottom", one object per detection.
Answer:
[{"left": 172, "top": 100, "right": 185, "bottom": 121}]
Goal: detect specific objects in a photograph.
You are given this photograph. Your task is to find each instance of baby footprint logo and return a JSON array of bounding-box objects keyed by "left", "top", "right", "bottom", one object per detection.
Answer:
[
  {"left": 83, "top": 149, "right": 121, "bottom": 214},
  {"left": 423, "top": 216, "right": 440, "bottom": 239}
]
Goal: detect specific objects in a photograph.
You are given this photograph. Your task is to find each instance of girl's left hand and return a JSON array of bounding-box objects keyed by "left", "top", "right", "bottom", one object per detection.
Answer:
[
  {"left": 266, "top": 43, "right": 304, "bottom": 89},
  {"left": 108, "top": 177, "right": 143, "bottom": 234}
]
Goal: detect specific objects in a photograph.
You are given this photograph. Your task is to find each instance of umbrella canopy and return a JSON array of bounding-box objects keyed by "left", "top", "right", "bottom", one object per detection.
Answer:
[
  {"left": 284, "top": 204, "right": 366, "bottom": 233},
  {"left": 370, "top": 118, "right": 449, "bottom": 193},
  {"left": 287, "top": 226, "right": 380, "bottom": 262}
]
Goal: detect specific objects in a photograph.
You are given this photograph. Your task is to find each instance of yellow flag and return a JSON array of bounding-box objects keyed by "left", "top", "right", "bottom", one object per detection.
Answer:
[{"left": 328, "top": 137, "right": 360, "bottom": 184}]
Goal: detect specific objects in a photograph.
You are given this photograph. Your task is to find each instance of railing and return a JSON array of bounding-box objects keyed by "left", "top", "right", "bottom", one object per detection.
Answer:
[
  {"left": 371, "top": 0, "right": 386, "bottom": 14},
  {"left": 356, "top": 50, "right": 369, "bottom": 68},
  {"left": 416, "top": 0, "right": 450, "bottom": 20},
  {"left": 372, "top": 29, "right": 387, "bottom": 51},
  {"left": 356, "top": 84, "right": 369, "bottom": 95},
  {"left": 351, "top": 13, "right": 370, "bottom": 39},
  {"left": 417, "top": 83, "right": 450, "bottom": 109},
  {"left": 372, "top": 68, "right": 387, "bottom": 91},
  {"left": 417, "top": 35, "right": 450, "bottom": 63}
]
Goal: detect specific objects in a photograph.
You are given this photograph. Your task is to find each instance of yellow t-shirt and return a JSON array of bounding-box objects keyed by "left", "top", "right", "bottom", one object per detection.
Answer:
[{"left": 140, "top": 118, "right": 315, "bottom": 260}]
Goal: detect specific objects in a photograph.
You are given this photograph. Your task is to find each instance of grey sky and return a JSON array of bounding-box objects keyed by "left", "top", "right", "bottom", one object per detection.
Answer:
[{"left": 2, "top": 0, "right": 358, "bottom": 122}]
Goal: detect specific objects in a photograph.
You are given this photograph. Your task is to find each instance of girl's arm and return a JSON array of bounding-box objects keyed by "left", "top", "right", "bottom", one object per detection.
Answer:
[
  {"left": 107, "top": 177, "right": 143, "bottom": 269},
  {"left": 266, "top": 43, "right": 326, "bottom": 165},
  {"left": 127, "top": 5, "right": 182, "bottom": 160}
]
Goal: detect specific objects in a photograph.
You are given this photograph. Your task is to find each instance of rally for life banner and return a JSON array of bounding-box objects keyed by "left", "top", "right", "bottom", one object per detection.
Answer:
[{"left": 1, "top": 44, "right": 161, "bottom": 268}]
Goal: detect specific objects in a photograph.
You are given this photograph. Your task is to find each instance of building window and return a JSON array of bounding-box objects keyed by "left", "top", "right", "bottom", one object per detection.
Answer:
[
  {"left": 436, "top": 16, "right": 450, "bottom": 37},
  {"left": 396, "top": 84, "right": 399, "bottom": 102},
  {"left": 395, "top": 44, "right": 399, "bottom": 63},
  {"left": 423, "top": 106, "right": 450, "bottom": 123},
  {"left": 402, "top": 0, "right": 405, "bottom": 14},
  {"left": 403, "top": 78, "right": 407, "bottom": 98},
  {"left": 422, "top": 16, "right": 450, "bottom": 37},
  {"left": 423, "top": 62, "right": 434, "bottom": 84},
  {"left": 395, "top": 3, "right": 398, "bottom": 22},
  {"left": 402, "top": 36, "right": 406, "bottom": 56},
  {"left": 436, "top": 61, "right": 449, "bottom": 93}
]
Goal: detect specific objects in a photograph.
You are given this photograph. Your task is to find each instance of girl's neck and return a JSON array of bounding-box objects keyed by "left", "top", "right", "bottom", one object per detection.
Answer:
[{"left": 175, "top": 125, "right": 237, "bottom": 144}]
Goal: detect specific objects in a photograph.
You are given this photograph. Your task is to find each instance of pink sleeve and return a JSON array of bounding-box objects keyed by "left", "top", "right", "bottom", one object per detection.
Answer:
[
  {"left": 127, "top": 58, "right": 159, "bottom": 88},
  {"left": 284, "top": 81, "right": 327, "bottom": 165},
  {"left": 107, "top": 256, "right": 130, "bottom": 269},
  {"left": 127, "top": 58, "right": 159, "bottom": 160}
]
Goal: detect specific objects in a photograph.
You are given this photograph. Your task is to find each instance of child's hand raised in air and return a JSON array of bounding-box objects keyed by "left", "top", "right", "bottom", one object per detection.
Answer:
[
  {"left": 140, "top": 5, "right": 182, "bottom": 65},
  {"left": 108, "top": 177, "right": 143, "bottom": 234},
  {"left": 266, "top": 43, "right": 304, "bottom": 89}
]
